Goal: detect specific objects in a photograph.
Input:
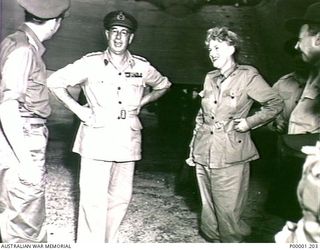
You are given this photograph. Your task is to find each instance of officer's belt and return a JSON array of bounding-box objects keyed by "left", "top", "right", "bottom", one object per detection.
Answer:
[
  {"left": 21, "top": 116, "right": 47, "bottom": 124},
  {"left": 202, "top": 120, "right": 234, "bottom": 133},
  {"left": 118, "top": 109, "right": 139, "bottom": 119}
]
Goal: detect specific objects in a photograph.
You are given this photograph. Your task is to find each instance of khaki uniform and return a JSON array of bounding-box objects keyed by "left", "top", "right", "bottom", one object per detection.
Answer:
[
  {"left": 270, "top": 72, "right": 305, "bottom": 133},
  {"left": 47, "top": 49, "right": 171, "bottom": 242},
  {"left": 0, "top": 24, "right": 50, "bottom": 242},
  {"left": 191, "top": 65, "right": 283, "bottom": 242},
  {"left": 48, "top": 49, "right": 171, "bottom": 161},
  {"left": 288, "top": 71, "right": 320, "bottom": 134}
]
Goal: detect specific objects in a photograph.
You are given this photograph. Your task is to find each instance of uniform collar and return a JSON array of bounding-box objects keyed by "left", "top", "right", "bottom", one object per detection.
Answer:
[
  {"left": 18, "top": 24, "right": 46, "bottom": 56},
  {"left": 219, "top": 63, "right": 238, "bottom": 79},
  {"left": 104, "top": 48, "right": 135, "bottom": 69}
]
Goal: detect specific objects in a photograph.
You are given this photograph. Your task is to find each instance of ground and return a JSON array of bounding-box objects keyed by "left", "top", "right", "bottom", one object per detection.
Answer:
[{"left": 44, "top": 108, "right": 287, "bottom": 244}]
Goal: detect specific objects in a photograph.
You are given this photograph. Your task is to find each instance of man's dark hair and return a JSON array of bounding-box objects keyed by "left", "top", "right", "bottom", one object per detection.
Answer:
[
  {"left": 308, "top": 23, "right": 320, "bottom": 35},
  {"left": 24, "top": 11, "right": 64, "bottom": 24}
]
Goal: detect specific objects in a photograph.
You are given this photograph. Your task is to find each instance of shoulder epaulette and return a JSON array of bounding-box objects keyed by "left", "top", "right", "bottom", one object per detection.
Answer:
[
  {"left": 237, "top": 64, "right": 257, "bottom": 72},
  {"left": 85, "top": 51, "right": 103, "bottom": 57},
  {"left": 132, "top": 55, "right": 147, "bottom": 62},
  {"left": 207, "top": 70, "right": 220, "bottom": 77},
  {"left": 278, "top": 72, "right": 295, "bottom": 80}
]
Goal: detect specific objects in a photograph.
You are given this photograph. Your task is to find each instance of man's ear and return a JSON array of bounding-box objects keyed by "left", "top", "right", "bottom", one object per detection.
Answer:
[
  {"left": 315, "top": 32, "right": 320, "bottom": 46},
  {"left": 129, "top": 33, "right": 134, "bottom": 44},
  {"left": 105, "top": 30, "right": 109, "bottom": 40}
]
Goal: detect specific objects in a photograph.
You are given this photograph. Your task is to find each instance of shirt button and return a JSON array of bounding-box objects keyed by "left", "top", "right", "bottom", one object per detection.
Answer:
[
  {"left": 295, "top": 100, "right": 299, "bottom": 104},
  {"left": 118, "top": 101, "right": 122, "bottom": 104},
  {"left": 118, "top": 87, "right": 121, "bottom": 90},
  {"left": 214, "top": 101, "right": 217, "bottom": 104},
  {"left": 118, "top": 72, "right": 122, "bottom": 75},
  {"left": 231, "top": 96, "right": 235, "bottom": 99},
  {"left": 238, "top": 140, "right": 242, "bottom": 143},
  {"left": 211, "top": 116, "right": 214, "bottom": 119},
  {"left": 117, "top": 117, "right": 120, "bottom": 119},
  {"left": 210, "top": 131, "right": 213, "bottom": 135},
  {"left": 229, "top": 116, "right": 233, "bottom": 119}
]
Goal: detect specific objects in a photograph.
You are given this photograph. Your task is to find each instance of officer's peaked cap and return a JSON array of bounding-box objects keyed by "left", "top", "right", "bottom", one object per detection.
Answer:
[
  {"left": 103, "top": 10, "right": 137, "bottom": 32},
  {"left": 17, "top": 0, "right": 70, "bottom": 19}
]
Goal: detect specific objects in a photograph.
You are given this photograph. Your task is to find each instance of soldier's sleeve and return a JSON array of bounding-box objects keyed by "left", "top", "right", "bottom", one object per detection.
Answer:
[
  {"left": 1, "top": 47, "right": 33, "bottom": 104},
  {"left": 47, "top": 56, "right": 89, "bottom": 89},
  {"left": 143, "top": 62, "right": 171, "bottom": 90},
  {"left": 245, "top": 70, "right": 284, "bottom": 129}
]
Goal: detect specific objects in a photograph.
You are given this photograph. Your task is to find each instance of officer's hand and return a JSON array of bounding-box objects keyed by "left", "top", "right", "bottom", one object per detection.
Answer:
[
  {"left": 78, "top": 106, "right": 105, "bottom": 128},
  {"left": 185, "top": 157, "right": 196, "bottom": 167},
  {"left": 274, "top": 119, "right": 287, "bottom": 133},
  {"left": 234, "top": 118, "right": 250, "bottom": 132},
  {"left": 135, "top": 105, "right": 142, "bottom": 115},
  {"left": 185, "top": 148, "right": 196, "bottom": 167},
  {"left": 77, "top": 106, "right": 94, "bottom": 125}
]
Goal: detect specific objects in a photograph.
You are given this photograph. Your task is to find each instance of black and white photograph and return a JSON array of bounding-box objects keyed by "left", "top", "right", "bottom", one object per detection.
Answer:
[{"left": 0, "top": 0, "right": 319, "bottom": 247}]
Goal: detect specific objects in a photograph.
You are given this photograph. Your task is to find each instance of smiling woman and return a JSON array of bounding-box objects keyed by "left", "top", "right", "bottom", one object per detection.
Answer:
[{"left": 186, "top": 26, "right": 283, "bottom": 243}]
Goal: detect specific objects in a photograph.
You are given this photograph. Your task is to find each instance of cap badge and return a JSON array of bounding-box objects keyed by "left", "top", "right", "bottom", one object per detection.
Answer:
[{"left": 116, "top": 12, "right": 125, "bottom": 21}]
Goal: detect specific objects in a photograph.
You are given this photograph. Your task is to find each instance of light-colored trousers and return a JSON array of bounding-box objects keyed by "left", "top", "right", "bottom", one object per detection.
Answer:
[
  {"left": 76, "top": 158, "right": 135, "bottom": 243},
  {"left": 0, "top": 123, "right": 48, "bottom": 243},
  {"left": 196, "top": 162, "right": 251, "bottom": 243}
]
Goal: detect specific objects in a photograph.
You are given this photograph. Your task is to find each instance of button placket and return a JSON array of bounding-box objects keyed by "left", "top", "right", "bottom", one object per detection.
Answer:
[{"left": 116, "top": 71, "right": 125, "bottom": 119}]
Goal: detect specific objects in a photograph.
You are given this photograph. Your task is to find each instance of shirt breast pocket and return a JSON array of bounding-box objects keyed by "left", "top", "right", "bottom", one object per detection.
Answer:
[
  {"left": 125, "top": 80, "right": 144, "bottom": 106},
  {"left": 201, "top": 89, "right": 215, "bottom": 109},
  {"left": 224, "top": 91, "right": 241, "bottom": 109}
]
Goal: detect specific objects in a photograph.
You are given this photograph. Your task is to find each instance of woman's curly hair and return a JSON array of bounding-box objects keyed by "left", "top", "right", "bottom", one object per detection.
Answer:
[{"left": 205, "top": 26, "right": 241, "bottom": 50}]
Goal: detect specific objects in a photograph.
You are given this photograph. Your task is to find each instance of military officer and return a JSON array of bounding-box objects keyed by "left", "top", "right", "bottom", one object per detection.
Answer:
[
  {"left": 47, "top": 10, "right": 171, "bottom": 242},
  {"left": 0, "top": 0, "right": 70, "bottom": 243}
]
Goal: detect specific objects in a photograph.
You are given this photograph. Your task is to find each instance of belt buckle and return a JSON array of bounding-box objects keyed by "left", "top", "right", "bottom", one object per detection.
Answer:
[
  {"left": 214, "top": 122, "right": 223, "bottom": 130},
  {"left": 120, "top": 110, "right": 126, "bottom": 119}
]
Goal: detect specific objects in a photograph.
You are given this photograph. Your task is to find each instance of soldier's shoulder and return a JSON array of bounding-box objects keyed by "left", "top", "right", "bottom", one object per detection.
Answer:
[
  {"left": 237, "top": 64, "right": 258, "bottom": 73},
  {"left": 84, "top": 51, "right": 104, "bottom": 58},
  {"left": 277, "top": 72, "right": 295, "bottom": 81},
  {"left": 132, "top": 54, "right": 148, "bottom": 63},
  {"left": 3, "top": 31, "right": 29, "bottom": 48},
  {"left": 207, "top": 69, "right": 220, "bottom": 77}
]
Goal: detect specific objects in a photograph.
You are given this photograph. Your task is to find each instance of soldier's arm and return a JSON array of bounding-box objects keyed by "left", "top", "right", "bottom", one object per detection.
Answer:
[
  {"left": 47, "top": 57, "right": 94, "bottom": 125},
  {"left": 141, "top": 63, "right": 171, "bottom": 107},
  {"left": 0, "top": 47, "right": 34, "bottom": 166}
]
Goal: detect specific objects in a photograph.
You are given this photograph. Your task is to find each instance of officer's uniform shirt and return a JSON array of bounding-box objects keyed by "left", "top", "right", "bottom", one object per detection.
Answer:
[
  {"left": 47, "top": 49, "right": 171, "bottom": 162},
  {"left": 272, "top": 72, "right": 305, "bottom": 127},
  {"left": 0, "top": 24, "right": 50, "bottom": 118},
  {"left": 191, "top": 64, "right": 283, "bottom": 168},
  {"left": 288, "top": 70, "right": 320, "bottom": 134}
]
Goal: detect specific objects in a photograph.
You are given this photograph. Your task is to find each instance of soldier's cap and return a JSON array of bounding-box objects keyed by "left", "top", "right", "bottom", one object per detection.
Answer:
[
  {"left": 103, "top": 10, "right": 137, "bottom": 32},
  {"left": 285, "top": 2, "right": 320, "bottom": 33},
  {"left": 17, "top": 0, "right": 70, "bottom": 19}
]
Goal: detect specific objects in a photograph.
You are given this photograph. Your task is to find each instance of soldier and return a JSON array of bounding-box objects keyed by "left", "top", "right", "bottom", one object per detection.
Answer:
[
  {"left": 0, "top": 0, "right": 70, "bottom": 243},
  {"left": 285, "top": 2, "right": 320, "bottom": 135},
  {"left": 270, "top": 1, "right": 320, "bottom": 221},
  {"left": 47, "top": 10, "right": 171, "bottom": 242},
  {"left": 274, "top": 2, "right": 320, "bottom": 242}
]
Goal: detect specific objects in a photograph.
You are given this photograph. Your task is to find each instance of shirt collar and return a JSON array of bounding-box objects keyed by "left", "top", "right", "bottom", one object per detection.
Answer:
[
  {"left": 18, "top": 23, "right": 46, "bottom": 56},
  {"left": 220, "top": 63, "right": 238, "bottom": 79},
  {"left": 104, "top": 48, "right": 135, "bottom": 69}
]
